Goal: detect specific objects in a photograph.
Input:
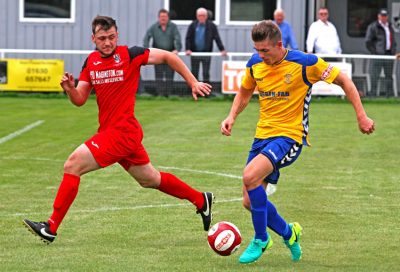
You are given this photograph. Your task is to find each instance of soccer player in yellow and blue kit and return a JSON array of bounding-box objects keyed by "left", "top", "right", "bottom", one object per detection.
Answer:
[{"left": 220, "top": 20, "right": 375, "bottom": 264}]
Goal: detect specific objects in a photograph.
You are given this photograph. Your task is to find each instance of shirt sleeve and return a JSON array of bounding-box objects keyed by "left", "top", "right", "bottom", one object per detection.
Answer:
[
  {"left": 288, "top": 26, "right": 299, "bottom": 50},
  {"left": 212, "top": 23, "right": 225, "bottom": 51},
  {"left": 128, "top": 46, "right": 150, "bottom": 65},
  {"left": 306, "top": 57, "right": 340, "bottom": 84},
  {"left": 143, "top": 26, "right": 152, "bottom": 48},
  {"left": 78, "top": 57, "right": 91, "bottom": 84},
  {"left": 306, "top": 23, "right": 317, "bottom": 53},
  {"left": 173, "top": 25, "right": 182, "bottom": 51},
  {"left": 241, "top": 67, "right": 256, "bottom": 90}
]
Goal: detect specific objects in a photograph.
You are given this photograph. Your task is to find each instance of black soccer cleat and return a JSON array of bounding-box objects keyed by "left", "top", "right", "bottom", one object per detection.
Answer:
[
  {"left": 23, "top": 219, "right": 57, "bottom": 244},
  {"left": 196, "top": 192, "right": 215, "bottom": 231}
]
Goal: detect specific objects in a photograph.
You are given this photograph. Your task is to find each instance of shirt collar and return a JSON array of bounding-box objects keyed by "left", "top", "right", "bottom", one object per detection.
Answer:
[
  {"left": 378, "top": 20, "right": 389, "bottom": 27},
  {"left": 318, "top": 19, "right": 329, "bottom": 26}
]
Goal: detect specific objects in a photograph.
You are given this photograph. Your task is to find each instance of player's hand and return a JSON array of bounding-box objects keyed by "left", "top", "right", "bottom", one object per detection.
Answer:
[
  {"left": 60, "top": 72, "right": 75, "bottom": 92},
  {"left": 358, "top": 116, "right": 375, "bottom": 135},
  {"left": 220, "top": 116, "right": 235, "bottom": 136},
  {"left": 192, "top": 82, "right": 212, "bottom": 100}
]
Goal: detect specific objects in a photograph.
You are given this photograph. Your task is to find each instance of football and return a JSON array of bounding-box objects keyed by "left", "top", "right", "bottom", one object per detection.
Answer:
[{"left": 207, "top": 221, "right": 242, "bottom": 256}]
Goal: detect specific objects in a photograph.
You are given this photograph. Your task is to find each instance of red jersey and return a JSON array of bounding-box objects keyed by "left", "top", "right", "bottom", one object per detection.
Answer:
[{"left": 79, "top": 46, "right": 149, "bottom": 132}]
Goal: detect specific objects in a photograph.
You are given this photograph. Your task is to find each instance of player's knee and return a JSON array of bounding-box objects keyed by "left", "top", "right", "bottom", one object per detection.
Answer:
[
  {"left": 242, "top": 198, "right": 251, "bottom": 211},
  {"left": 63, "top": 154, "right": 81, "bottom": 175},
  {"left": 242, "top": 171, "right": 258, "bottom": 188},
  {"left": 137, "top": 178, "right": 158, "bottom": 189},
  {"left": 135, "top": 172, "right": 160, "bottom": 189}
]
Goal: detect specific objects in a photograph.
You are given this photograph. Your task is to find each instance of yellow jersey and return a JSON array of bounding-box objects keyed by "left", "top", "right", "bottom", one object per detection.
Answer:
[{"left": 242, "top": 50, "right": 340, "bottom": 145}]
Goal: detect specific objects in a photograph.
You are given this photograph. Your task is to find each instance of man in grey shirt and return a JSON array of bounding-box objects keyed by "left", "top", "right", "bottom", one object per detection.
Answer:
[{"left": 144, "top": 9, "right": 182, "bottom": 96}]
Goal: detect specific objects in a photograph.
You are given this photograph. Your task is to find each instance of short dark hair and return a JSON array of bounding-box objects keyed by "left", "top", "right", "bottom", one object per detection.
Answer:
[
  {"left": 251, "top": 20, "right": 281, "bottom": 44},
  {"left": 158, "top": 9, "right": 169, "bottom": 16},
  {"left": 92, "top": 15, "right": 117, "bottom": 34}
]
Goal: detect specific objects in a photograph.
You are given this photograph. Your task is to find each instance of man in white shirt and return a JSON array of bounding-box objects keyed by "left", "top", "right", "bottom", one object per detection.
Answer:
[{"left": 306, "top": 7, "right": 342, "bottom": 54}]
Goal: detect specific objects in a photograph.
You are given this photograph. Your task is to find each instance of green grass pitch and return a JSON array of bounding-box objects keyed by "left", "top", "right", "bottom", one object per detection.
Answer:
[{"left": 0, "top": 96, "right": 399, "bottom": 271}]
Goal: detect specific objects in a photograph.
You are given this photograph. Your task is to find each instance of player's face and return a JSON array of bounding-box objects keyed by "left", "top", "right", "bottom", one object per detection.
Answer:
[
  {"left": 254, "top": 40, "right": 284, "bottom": 65},
  {"left": 92, "top": 26, "right": 118, "bottom": 57}
]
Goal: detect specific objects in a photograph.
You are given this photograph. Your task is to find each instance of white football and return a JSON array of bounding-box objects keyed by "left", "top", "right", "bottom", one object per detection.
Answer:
[{"left": 207, "top": 221, "right": 242, "bottom": 256}]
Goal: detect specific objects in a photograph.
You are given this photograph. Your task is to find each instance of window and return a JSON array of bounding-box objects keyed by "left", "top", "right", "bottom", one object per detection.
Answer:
[
  {"left": 165, "top": 0, "right": 220, "bottom": 24},
  {"left": 19, "top": 0, "right": 75, "bottom": 23},
  {"left": 347, "top": 0, "right": 386, "bottom": 37},
  {"left": 226, "top": 0, "right": 276, "bottom": 25}
]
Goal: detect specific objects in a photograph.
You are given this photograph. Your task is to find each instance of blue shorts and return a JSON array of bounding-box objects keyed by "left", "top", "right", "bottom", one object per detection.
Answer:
[{"left": 246, "top": 136, "right": 303, "bottom": 184}]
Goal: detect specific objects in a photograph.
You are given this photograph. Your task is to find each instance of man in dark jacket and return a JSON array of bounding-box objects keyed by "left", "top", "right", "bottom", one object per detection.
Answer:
[
  {"left": 185, "top": 7, "right": 227, "bottom": 83},
  {"left": 365, "top": 9, "right": 397, "bottom": 96}
]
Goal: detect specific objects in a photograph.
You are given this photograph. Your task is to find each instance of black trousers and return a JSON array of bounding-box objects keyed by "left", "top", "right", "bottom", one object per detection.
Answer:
[
  {"left": 369, "top": 52, "right": 394, "bottom": 96},
  {"left": 154, "top": 64, "right": 175, "bottom": 96},
  {"left": 191, "top": 56, "right": 211, "bottom": 82}
]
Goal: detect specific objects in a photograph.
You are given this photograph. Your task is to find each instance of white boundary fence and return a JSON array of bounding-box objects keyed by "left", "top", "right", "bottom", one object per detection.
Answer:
[{"left": 0, "top": 49, "right": 398, "bottom": 97}]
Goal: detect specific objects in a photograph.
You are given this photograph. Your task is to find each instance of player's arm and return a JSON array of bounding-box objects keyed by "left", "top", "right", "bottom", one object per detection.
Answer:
[
  {"left": 147, "top": 48, "right": 211, "bottom": 100},
  {"left": 333, "top": 72, "right": 375, "bottom": 134},
  {"left": 60, "top": 72, "right": 92, "bottom": 107},
  {"left": 220, "top": 84, "right": 255, "bottom": 136}
]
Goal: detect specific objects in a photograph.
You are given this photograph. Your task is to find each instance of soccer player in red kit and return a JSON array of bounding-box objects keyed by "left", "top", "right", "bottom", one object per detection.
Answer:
[{"left": 23, "top": 15, "right": 214, "bottom": 244}]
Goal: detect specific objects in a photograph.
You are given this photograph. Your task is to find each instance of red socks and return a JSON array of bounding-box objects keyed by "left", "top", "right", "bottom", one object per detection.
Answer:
[
  {"left": 158, "top": 172, "right": 204, "bottom": 210},
  {"left": 48, "top": 173, "right": 80, "bottom": 234},
  {"left": 48, "top": 172, "right": 203, "bottom": 233}
]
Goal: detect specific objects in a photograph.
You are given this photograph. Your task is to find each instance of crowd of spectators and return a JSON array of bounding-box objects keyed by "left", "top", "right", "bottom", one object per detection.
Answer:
[{"left": 142, "top": 6, "right": 397, "bottom": 97}]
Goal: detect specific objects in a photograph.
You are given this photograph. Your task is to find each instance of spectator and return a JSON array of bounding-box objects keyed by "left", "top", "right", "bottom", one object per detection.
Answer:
[
  {"left": 185, "top": 7, "right": 227, "bottom": 83},
  {"left": 306, "top": 7, "right": 342, "bottom": 54},
  {"left": 365, "top": 8, "right": 397, "bottom": 96},
  {"left": 273, "top": 8, "right": 298, "bottom": 50},
  {"left": 143, "top": 9, "right": 182, "bottom": 96},
  {"left": 0, "top": 61, "right": 7, "bottom": 84}
]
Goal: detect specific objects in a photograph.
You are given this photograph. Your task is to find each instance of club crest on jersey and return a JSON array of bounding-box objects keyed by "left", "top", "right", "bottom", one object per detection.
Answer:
[
  {"left": 113, "top": 54, "right": 121, "bottom": 63},
  {"left": 284, "top": 73, "right": 293, "bottom": 84}
]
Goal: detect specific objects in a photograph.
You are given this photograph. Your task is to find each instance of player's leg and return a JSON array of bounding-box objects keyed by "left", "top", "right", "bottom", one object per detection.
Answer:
[
  {"left": 122, "top": 153, "right": 214, "bottom": 231},
  {"left": 262, "top": 138, "right": 303, "bottom": 261},
  {"left": 23, "top": 144, "right": 101, "bottom": 243},
  {"left": 242, "top": 180, "right": 298, "bottom": 257},
  {"left": 239, "top": 153, "right": 274, "bottom": 264}
]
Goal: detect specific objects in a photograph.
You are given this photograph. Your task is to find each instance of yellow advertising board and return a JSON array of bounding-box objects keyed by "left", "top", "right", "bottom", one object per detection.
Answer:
[{"left": 0, "top": 59, "right": 64, "bottom": 92}]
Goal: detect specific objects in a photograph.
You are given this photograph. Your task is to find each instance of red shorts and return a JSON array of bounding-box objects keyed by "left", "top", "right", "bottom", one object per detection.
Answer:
[{"left": 85, "top": 127, "right": 150, "bottom": 170}]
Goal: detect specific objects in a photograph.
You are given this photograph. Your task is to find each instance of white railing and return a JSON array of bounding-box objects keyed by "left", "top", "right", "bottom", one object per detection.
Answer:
[
  {"left": 1, "top": 49, "right": 396, "bottom": 60},
  {"left": 0, "top": 49, "right": 398, "bottom": 97}
]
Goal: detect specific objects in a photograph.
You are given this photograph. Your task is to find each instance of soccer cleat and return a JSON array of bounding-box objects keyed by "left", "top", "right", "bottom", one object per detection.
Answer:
[
  {"left": 23, "top": 219, "right": 57, "bottom": 244},
  {"left": 284, "top": 222, "right": 303, "bottom": 261},
  {"left": 196, "top": 192, "right": 214, "bottom": 231},
  {"left": 239, "top": 235, "right": 273, "bottom": 264}
]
